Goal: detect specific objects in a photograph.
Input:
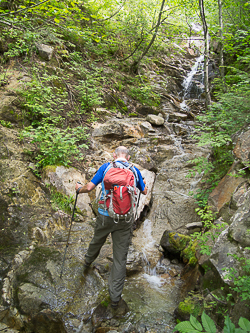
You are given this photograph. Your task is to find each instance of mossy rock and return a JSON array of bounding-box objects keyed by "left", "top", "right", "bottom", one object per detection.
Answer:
[
  {"left": 160, "top": 230, "right": 198, "bottom": 266},
  {"left": 174, "top": 295, "right": 203, "bottom": 321},
  {"left": 181, "top": 240, "right": 198, "bottom": 266}
]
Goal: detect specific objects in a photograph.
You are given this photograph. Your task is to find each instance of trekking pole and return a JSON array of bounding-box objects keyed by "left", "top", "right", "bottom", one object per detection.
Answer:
[
  {"left": 60, "top": 182, "right": 81, "bottom": 278},
  {"left": 135, "top": 190, "right": 141, "bottom": 221}
]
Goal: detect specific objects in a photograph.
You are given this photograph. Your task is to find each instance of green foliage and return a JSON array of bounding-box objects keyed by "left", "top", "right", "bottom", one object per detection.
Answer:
[
  {"left": 175, "top": 312, "right": 250, "bottom": 333},
  {"left": 224, "top": 250, "right": 250, "bottom": 302},
  {"left": 19, "top": 72, "right": 69, "bottom": 126},
  {"left": 127, "top": 81, "right": 160, "bottom": 106},
  {"left": 75, "top": 69, "right": 103, "bottom": 112},
  {"left": 191, "top": 206, "right": 227, "bottom": 256},
  {"left": 48, "top": 186, "right": 74, "bottom": 214},
  {"left": 0, "top": 120, "right": 13, "bottom": 128},
  {"left": 21, "top": 124, "right": 88, "bottom": 169}
]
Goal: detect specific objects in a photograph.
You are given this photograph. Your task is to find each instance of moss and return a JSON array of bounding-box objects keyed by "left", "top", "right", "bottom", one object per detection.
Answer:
[
  {"left": 178, "top": 297, "right": 202, "bottom": 318},
  {"left": 43, "top": 165, "right": 58, "bottom": 174},
  {"left": 128, "top": 113, "right": 138, "bottom": 117},
  {"left": 169, "top": 232, "right": 190, "bottom": 252},
  {"left": 182, "top": 240, "right": 198, "bottom": 266},
  {"left": 101, "top": 299, "right": 109, "bottom": 308}
]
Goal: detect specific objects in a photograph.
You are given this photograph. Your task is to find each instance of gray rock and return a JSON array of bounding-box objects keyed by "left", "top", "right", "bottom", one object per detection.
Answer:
[
  {"left": 18, "top": 283, "right": 57, "bottom": 315},
  {"left": 0, "top": 323, "right": 19, "bottom": 332},
  {"left": 167, "top": 112, "right": 187, "bottom": 122},
  {"left": 30, "top": 309, "right": 67, "bottom": 333},
  {"left": 146, "top": 114, "right": 164, "bottom": 126},
  {"left": 186, "top": 222, "right": 203, "bottom": 229},
  {"left": 229, "top": 189, "right": 250, "bottom": 247},
  {"left": 42, "top": 165, "right": 93, "bottom": 218},
  {"left": 92, "top": 119, "right": 143, "bottom": 140},
  {"left": 36, "top": 44, "right": 54, "bottom": 61},
  {"left": 136, "top": 106, "right": 156, "bottom": 116}
]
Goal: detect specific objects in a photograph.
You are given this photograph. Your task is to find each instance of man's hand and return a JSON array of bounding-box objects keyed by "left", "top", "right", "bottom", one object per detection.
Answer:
[
  {"left": 75, "top": 182, "right": 83, "bottom": 192},
  {"left": 75, "top": 182, "right": 96, "bottom": 194}
]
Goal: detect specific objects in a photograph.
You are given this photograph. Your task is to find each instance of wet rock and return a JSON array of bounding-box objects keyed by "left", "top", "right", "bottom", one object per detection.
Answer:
[
  {"left": 120, "top": 322, "right": 135, "bottom": 333},
  {"left": 0, "top": 323, "right": 19, "bottom": 332},
  {"left": 92, "top": 299, "right": 129, "bottom": 328},
  {"left": 134, "top": 167, "right": 156, "bottom": 221},
  {"left": 17, "top": 283, "right": 57, "bottom": 315},
  {"left": 0, "top": 306, "right": 23, "bottom": 330},
  {"left": 135, "top": 323, "right": 147, "bottom": 333},
  {"left": 29, "top": 309, "right": 67, "bottom": 333},
  {"left": 95, "top": 329, "right": 118, "bottom": 333},
  {"left": 146, "top": 114, "right": 164, "bottom": 126},
  {"left": 208, "top": 162, "right": 246, "bottom": 216},
  {"left": 36, "top": 44, "right": 54, "bottom": 61},
  {"left": 173, "top": 123, "right": 188, "bottom": 136},
  {"left": 126, "top": 246, "right": 143, "bottom": 275}
]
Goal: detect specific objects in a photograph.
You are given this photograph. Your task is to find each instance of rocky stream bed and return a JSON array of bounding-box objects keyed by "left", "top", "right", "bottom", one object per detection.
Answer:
[{"left": 1, "top": 47, "right": 250, "bottom": 332}]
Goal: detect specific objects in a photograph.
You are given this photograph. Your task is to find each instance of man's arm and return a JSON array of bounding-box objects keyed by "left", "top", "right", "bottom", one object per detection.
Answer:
[{"left": 75, "top": 182, "right": 96, "bottom": 194}]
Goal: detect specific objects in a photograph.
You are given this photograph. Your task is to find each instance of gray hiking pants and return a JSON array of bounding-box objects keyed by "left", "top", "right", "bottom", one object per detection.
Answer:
[{"left": 85, "top": 214, "right": 132, "bottom": 302}]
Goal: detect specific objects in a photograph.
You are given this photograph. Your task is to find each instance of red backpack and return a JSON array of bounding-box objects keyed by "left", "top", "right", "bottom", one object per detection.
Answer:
[{"left": 99, "top": 162, "right": 137, "bottom": 222}]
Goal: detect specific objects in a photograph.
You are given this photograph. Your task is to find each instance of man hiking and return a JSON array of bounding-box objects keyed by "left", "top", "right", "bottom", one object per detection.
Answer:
[{"left": 75, "top": 146, "right": 147, "bottom": 308}]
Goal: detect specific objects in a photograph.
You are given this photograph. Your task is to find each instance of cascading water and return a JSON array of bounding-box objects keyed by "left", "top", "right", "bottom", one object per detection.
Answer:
[
  {"left": 180, "top": 54, "right": 204, "bottom": 111},
  {"left": 123, "top": 219, "right": 184, "bottom": 332}
]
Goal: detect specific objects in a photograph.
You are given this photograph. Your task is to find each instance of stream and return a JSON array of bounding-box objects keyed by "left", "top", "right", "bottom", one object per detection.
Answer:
[{"left": 123, "top": 219, "right": 184, "bottom": 332}]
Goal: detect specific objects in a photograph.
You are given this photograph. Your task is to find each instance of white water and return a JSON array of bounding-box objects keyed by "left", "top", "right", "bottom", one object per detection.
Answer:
[
  {"left": 140, "top": 219, "right": 166, "bottom": 289},
  {"left": 180, "top": 55, "right": 204, "bottom": 111},
  {"left": 123, "top": 219, "right": 184, "bottom": 332}
]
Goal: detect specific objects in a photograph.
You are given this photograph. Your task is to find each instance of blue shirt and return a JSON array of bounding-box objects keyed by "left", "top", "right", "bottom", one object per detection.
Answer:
[{"left": 91, "top": 161, "right": 145, "bottom": 216}]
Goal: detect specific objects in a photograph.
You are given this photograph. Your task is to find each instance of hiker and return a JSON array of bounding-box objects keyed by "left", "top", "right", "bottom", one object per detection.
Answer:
[{"left": 75, "top": 146, "right": 147, "bottom": 308}]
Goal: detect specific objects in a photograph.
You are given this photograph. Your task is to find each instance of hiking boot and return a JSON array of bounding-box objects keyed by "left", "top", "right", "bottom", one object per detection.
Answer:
[
  {"left": 111, "top": 300, "right": 119, "bottom": 308},
  {"left": 111, "top": 298, "right": 121, "bottom": 308},
  {"left": 82, "top": 261, "right": 91, "bottom": 275}
]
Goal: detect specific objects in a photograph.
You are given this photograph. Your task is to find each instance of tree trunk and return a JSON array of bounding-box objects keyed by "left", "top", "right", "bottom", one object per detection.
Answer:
[
  {"left": 131, "top": 0, "right": 166, "bottom": 74},
  {"left": 218, "top": 0, "right": 225, "bottom": 83},
  {"left": 199, "top": 0, "right": 212, "bottom": 108}
]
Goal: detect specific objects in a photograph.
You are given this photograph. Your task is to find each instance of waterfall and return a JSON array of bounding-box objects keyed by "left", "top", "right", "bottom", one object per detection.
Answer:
[
  {"left": 141, "top": 219, "right": 165, "bottom": 289},
  {"left": 180, "top": 55, "right": 204, "bottom": 111}
]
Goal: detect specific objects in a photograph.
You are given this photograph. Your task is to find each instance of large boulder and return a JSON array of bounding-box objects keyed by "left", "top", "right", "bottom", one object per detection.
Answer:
[
  {"left": 18, "top": 283, "right": 57, "bottom": 315},
  {"left": 233, "top": 129, "right": 250, "bottom": 166},
  {"left": 146, "top": 114, "right": 164, "bottom": 126},
  {"left": 208, "top": 162, "right": 246, "bottom": 218},
  {"left": 229, "top": 189, "right": 250, "bottom": 248},
  {"left": 36, "top": 44, "right": 54, "bottom": 61},
  {"left": 92, "top": 119, "right": 144, "bottom": 141},
  {"left": 42, "top": 165, "right": 94, "bottom": 218}
]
